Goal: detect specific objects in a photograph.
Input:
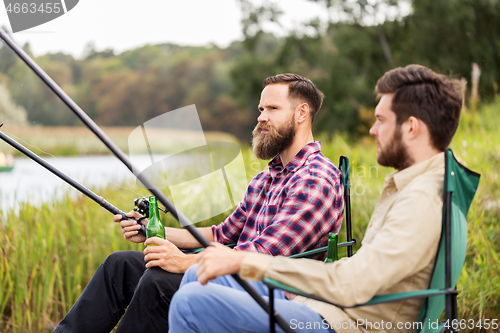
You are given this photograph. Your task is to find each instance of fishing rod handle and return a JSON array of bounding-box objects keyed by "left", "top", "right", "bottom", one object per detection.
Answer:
[
  {"left": 100, "top": 199, "right": 147, "bottom": 237},
  {"left": 120, "top": 214, "right": 147, "bottom": 237}
]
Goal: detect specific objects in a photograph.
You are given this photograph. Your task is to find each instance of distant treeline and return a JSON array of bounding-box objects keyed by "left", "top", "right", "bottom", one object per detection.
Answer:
[{"left": 0, "top": 0, "right": 499, "bottom": 141}]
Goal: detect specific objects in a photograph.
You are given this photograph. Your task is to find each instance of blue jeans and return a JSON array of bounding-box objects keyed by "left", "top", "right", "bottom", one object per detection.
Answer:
[{"left": 169, "top": 264, "right": 335, "bottom": 333}]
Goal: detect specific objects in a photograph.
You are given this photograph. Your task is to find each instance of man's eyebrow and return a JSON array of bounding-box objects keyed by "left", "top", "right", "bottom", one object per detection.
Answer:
[{"left": 259, "top": 104, "right": 279, "bottom": 110}]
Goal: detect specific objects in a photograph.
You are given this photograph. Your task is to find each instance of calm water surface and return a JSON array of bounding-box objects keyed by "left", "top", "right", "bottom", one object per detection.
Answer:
[{"left": 0, "top": 155, "right": 151, "bottom": 217}]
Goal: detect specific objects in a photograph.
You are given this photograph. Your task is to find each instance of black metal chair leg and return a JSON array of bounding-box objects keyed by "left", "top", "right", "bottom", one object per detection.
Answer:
[{"left": 269, "top": 286, "right": 276, "bottom": 333}]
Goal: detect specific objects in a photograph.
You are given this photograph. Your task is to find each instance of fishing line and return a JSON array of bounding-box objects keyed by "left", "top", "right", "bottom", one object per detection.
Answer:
[
  {"left": 4, "top": 131, "right": 58, "bottom": 159},
  {"left": 106, "top": 182, "right": 146, "bottom": 198}
]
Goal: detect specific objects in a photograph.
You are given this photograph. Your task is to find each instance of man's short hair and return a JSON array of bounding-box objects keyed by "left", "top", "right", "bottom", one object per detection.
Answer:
[
  {"left": 375, "top": 64, "right": 463, "bottom": 151},
  {"left": 263, "top": 73, "right": 324, "bottom": 123}
]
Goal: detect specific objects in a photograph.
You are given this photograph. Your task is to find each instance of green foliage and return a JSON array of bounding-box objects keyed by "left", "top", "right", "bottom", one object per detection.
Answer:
[
  {"left": 1, "top": 0, "right": 499, "bottom": 141},
  {"left": 0, "top": 185, "right": 143, "bottom": 332},
  {"left": 0, "top": 81, "right": 27, "bottom": 125},
  {"left": 450, "top": 100, "right": 500, "bottom": 328},
  {"left": 401, "top": 0, "right": 500, "bottom": 95},
  {"left": 230, "top": 0, "right": 500, "bottom": 138}
]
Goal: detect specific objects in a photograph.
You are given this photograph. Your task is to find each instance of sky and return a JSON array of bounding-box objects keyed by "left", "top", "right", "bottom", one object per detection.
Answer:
[{"left": 0, "top": 0, "right": 329, "bottom": 58}]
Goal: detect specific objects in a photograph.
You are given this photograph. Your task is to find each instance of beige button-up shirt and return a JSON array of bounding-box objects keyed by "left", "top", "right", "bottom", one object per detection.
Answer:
[{"left": 240, "top": 153, "right": 445, "bottom": 333}]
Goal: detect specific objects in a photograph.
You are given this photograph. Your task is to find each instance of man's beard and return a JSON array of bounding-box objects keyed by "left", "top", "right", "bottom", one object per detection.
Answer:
[
  {"left": 252, "top": 115, "right": 296, "bottom": 160},
  {"left": 377, "top": 126, "right": 414, "bottom": 170}
]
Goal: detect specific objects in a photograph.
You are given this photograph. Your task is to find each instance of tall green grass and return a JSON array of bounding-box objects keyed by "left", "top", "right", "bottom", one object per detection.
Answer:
[
  {"left": 0, "top": 187, "right": 140, "bottom": 332},
  {"left": 0, "top": 182, "right": 235, "bottom": 332},
  {"left": 451, "top": 100, "right": 500, "bottom": 328},
  {"left": 1, "top": 99, "right": 499, "bottom": 332}
]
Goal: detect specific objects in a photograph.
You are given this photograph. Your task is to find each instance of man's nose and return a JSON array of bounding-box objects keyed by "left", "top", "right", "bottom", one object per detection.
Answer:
[
  {"left": 369, "top": 123, "right": 377, "bottom": 137},
  {"left": 257, "top": 111, "right": 268, "bottom": 123}
]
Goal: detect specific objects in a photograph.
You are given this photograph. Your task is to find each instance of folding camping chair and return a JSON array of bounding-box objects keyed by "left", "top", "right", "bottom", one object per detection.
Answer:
[{"left": 264, "top": 149, "right": 480, "bottom": 333}]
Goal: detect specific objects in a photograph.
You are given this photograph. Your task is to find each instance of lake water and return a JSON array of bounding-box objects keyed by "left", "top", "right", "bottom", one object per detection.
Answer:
[{"left": 0, "top": 155, "right": 152, "bottom": 217}]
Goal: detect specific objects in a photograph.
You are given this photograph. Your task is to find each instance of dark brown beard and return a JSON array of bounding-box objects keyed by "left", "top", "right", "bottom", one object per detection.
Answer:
[
  {"left": 252, "top": 115, "right": 296, "bottom": 160},
  {"left": 377, "top": 126, "right": 414, "bottom": 170}
]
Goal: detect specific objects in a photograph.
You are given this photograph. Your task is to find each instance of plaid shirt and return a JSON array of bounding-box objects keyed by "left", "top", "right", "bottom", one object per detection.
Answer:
[{"left": 212, "top": 141, "right": 343, "bottom": 257}]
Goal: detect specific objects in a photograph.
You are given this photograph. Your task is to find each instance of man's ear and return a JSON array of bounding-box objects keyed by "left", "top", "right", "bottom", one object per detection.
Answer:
[
  {"left": 296, "top": 103, "right": 309, "bottom": 124},
  {"left": 403, "top": 116, "right": 420, "bottom": 140}
]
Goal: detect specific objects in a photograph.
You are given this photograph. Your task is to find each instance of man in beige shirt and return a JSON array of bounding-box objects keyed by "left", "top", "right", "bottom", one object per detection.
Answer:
[{"left": 168, "top": 65, "right": 463, "bottom": 333}]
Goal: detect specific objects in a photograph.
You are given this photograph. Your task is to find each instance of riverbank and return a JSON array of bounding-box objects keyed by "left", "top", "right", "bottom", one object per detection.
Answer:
[
  {"left": 0, "top": 155, "right": 146, "bottom": 218},
  {"left": 0, "top": 125, "right": 238, "bottom": 156}
]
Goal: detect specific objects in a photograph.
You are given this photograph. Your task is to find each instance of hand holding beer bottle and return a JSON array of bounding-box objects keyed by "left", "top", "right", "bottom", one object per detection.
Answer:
[{"left": 143, "top": 196, "right": 194, "bottom": 273}]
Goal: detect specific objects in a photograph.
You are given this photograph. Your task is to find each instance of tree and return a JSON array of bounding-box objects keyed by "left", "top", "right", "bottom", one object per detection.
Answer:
[{"left": 0, "top": 80, "right": 28, "bottom": 125}]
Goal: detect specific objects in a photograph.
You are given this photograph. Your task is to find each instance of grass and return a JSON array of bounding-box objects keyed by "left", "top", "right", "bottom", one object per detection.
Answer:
[
  {"left": 451, "top": 100, "right": 500, "bottom": 329},
  {"left": 1, "top": 99, "right": 499, "bottom": 332}
]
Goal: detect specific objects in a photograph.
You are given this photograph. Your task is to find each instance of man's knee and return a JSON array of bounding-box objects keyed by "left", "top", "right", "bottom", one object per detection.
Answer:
[
  {"left": 169, "top": 283, "right": 200, "bottom": 330},
  {"left": 181, "top": 264, "right": 198, "bottom": 285},
  {"left": 136, "top": 267, "right": 184, "bottom": 299},
  {"left": 100, "top": 250, "right": 144, "bottom": 278},
  {"left": 171, "top": 282, "right": 205, "bottom": 315}
]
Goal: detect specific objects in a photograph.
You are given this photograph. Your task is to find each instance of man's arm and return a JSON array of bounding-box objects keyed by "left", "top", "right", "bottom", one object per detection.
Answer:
[
  {"left": 196, "top": 243, "right": 248, "bottom": 285},
  {"left": 114, "top": 210, "right": 214, "bottom": 247},
  {"left": 235, "top": 177, "right": 343, "bottom": 256},
  {"left": 114, "top": 211, "right": 214, "bottom": 274},
  {"left": 241, "top": 190, "right": 442, "bottom": 306},
  {"left": 197, "top": 190, "right": 442, "bottom": 306},
  {"left": 164, "top": 226, "right": 214, "bottom": 249}
]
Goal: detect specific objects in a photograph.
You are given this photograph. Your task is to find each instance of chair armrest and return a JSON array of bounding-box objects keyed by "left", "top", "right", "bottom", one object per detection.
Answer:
[
  {"left": 180, "top": 243, "right": 237, "bottom": 254},
  {"left": 182, "top": 239, "right": 357, "bottom": 257},
  {"left": 263, "top": 277, "right": 457, "bottom": 309},
  {"left": 263, "top": 277, "right": 345, "bottom": 308},
  {"left": 288, "top": 240, "right": 358, "bottom": 259},
  {"left": 289, "top": 246, "right": 328, "bottom": 259},
  {"left": 362, "top": 288, "right": 457, "bottom": 306}
]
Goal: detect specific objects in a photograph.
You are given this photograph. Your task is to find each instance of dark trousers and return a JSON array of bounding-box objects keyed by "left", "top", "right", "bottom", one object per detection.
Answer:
[{"left": 54, "top": 251, "right": 184, "bottom": 333}]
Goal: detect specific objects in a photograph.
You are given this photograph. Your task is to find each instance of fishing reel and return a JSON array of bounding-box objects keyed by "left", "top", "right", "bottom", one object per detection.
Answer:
[{"left": 133, "top": 197, "right": 169, "bottom": 218}]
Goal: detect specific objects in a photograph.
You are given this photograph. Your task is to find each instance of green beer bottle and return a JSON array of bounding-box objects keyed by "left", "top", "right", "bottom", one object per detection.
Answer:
[
  {"left": 324, "top": 233, "right": 338, "bottom": 263},
  {"left": 146, "top": 196, "right": 165, "bottom": 241}
]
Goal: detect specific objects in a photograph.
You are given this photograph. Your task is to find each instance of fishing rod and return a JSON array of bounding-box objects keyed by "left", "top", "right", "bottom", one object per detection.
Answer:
[
  {"left": 0, "top": 123, "right": 152, "bottom": 236},
  {"left": 0, "top": 28, "right": 295, "bottom": 333}
]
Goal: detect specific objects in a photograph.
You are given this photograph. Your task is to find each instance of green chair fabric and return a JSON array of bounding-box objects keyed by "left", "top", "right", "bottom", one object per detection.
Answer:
[
  {"left": 264, "top": 149, "right": 480, "bottom": 333},
  {"left": 417, "top": 149, "right": 480, "bottom": 332}
]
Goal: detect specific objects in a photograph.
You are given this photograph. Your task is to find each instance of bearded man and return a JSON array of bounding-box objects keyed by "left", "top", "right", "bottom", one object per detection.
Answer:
[{"left": 54, "top": 73, "right": 344, "bottom": 333}]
